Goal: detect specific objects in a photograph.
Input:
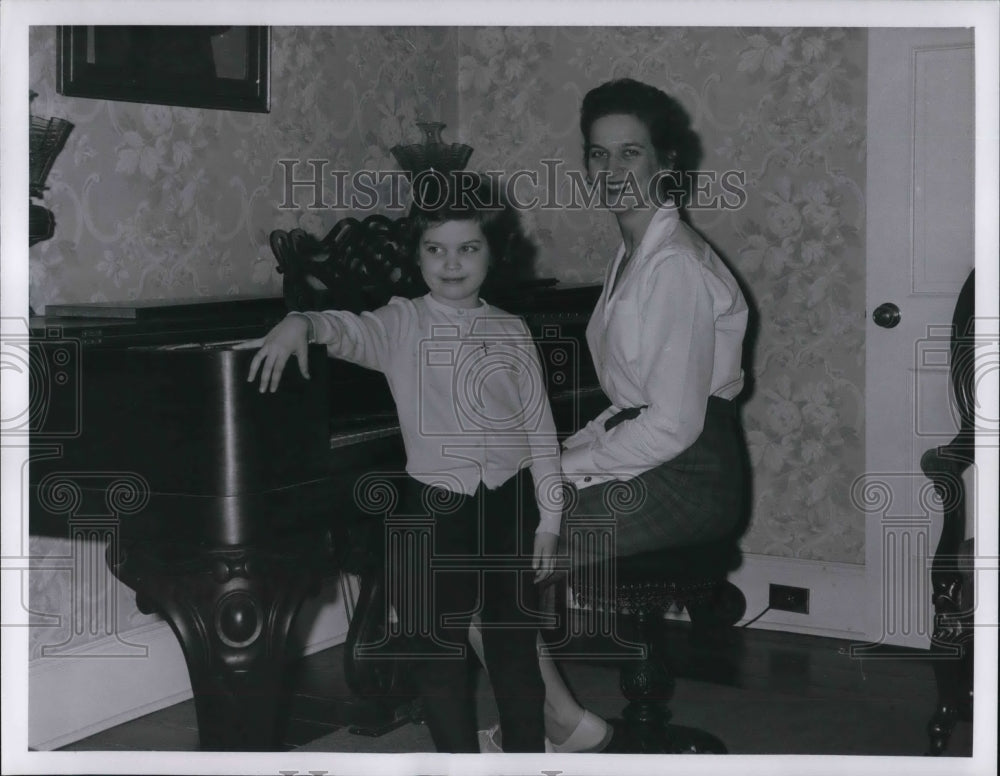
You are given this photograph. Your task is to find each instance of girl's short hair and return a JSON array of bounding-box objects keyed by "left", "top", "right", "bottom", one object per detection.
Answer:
[
  {"left": 580, "top": 78, "right": 702, "bottom": 206},
  {"left": 406, "top": 171, "right": 536, "bottom": 295}
]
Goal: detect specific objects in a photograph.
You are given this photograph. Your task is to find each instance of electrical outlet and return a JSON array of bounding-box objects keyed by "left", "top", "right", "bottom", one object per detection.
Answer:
[{"left": 769, "top": 583, "right": 809, "bottom": 614}]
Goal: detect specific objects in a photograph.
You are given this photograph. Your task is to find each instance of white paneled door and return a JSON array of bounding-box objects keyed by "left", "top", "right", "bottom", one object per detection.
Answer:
[{"left": 864, "top": 28, "right": 975, "bottom": 650}]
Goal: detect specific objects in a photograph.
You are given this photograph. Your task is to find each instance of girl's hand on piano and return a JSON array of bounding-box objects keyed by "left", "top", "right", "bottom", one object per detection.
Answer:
[
  {"left": 532, "top": 531, "right": 559, "bottom": 583},
  {"left": 238, "top": 315, "right": 311, "bottom": 393}
]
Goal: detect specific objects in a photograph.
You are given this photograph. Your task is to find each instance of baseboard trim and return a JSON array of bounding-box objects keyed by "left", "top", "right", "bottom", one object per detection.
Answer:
[
  {"left": 659, "top": 552, "right": 875, "bottom": 643},
  {"left": 729, "top": 552, "right": 872, "bottom": 641},
  {"left": 29, "top": 620, "right": 192, "bottom": 751},
  {"left": 28, "top": 575, "right": 355, "bottom": 751}
]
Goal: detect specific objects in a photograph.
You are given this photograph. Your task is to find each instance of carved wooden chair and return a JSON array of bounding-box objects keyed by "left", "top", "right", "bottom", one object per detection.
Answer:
[{"left": 920, "top": 269, "right": 975, "bottom": 756}]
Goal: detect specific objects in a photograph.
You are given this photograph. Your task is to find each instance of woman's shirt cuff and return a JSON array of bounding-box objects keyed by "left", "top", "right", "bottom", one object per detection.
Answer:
[
  {"left": 560, "top": 444, "right": 615, "bottom": 490},
  {"left": 562, "top": 406, "right": 617, "bottom": 450}
]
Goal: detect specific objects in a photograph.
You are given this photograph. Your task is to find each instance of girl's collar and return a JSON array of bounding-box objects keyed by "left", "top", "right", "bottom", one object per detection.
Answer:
[{"left": 423, "top": 293, "right": 489, "bottom": 317}]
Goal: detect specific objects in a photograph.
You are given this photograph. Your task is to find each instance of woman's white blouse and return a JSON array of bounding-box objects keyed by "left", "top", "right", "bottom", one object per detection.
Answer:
[{"left": 561, "top": 205, "right": 748, "bottom": 489}]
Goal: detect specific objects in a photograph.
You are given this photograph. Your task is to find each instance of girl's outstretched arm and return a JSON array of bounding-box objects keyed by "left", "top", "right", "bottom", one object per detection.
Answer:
[
  {"left": 238, "top": 300, "right": 403, "bottom": 392},
  {"left": 237, "top": 313, "right": 311, "bottom": 393}
]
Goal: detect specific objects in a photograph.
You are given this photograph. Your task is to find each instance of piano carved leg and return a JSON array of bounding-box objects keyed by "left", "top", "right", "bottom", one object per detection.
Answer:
[{"left": 108, "top": 533, "right": 333, "bottom": 751}]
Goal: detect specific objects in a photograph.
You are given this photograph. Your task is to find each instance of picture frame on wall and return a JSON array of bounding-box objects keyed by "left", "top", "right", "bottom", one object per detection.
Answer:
[{"left": 56, "top": 26, "right": 270, "bottom": 113}]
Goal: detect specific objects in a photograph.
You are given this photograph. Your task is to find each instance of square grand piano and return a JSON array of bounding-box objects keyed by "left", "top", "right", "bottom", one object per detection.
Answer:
[{"left": 28, "top": 282, "right": 603, "bottom": 750}]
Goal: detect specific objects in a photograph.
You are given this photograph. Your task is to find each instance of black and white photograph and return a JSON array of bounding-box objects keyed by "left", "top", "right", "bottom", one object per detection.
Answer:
[{"left": 1, "top": 2, "right": 997, "bottom": 775}]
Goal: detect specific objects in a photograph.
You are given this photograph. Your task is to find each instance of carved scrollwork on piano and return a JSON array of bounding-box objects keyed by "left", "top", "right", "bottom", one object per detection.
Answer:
[{"left": 270, "top": 214, "right": 425, "bottom": 314}]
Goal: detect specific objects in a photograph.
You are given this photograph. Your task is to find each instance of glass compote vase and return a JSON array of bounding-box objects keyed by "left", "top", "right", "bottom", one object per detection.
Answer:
[{"left": 390, "top": 121, "right": 473, "bottom": 177}]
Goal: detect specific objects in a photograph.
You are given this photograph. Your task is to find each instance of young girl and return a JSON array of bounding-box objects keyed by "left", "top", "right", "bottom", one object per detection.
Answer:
[{"left": 242, "top": 173, "right": 560, "bottom": 753}]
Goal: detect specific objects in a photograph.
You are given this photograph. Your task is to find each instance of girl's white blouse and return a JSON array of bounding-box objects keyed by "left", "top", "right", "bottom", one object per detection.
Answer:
[{"left": 295, "top": 294, "right": 564, "bottom": 534}]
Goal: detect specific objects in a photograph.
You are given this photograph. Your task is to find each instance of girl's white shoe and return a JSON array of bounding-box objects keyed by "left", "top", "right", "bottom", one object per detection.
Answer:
[
  {"left": 478, "top": 711, "right": 612, "bottom": 754},
  {"left": 544, "top": 710, "right": 613, "bottom": 753},
  {"left": 477, "top": 724, "right": 503, "bottom": 753}
]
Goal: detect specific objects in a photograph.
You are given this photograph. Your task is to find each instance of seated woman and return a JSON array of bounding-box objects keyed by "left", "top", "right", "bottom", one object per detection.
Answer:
[
  {"left": 479, "top": 77, "right": 750, "bottom": 754},
  {"left": 561, "top": 79, "right": 749, "bottom": 553}
]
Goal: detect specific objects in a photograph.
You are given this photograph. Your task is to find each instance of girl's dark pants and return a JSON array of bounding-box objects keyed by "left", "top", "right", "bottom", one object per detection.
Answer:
[{"left": 390, "top": 467, "right": 546, "bottom": 752}]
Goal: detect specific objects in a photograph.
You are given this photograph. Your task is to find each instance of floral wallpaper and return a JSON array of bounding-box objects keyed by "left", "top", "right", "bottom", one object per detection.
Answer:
[
  {"left": 455, "top": 27, "right": 867, "bottom": 563},
  {"left": 28, "top": 26, "right": 459, "bottom": 312},
  {"left": 26, "top": 26, "right": 866, "bottom": 660}
]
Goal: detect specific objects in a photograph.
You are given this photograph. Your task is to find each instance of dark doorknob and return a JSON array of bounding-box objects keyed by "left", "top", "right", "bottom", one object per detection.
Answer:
[{"left": 872, "top": 302, "right": 901, "bottom": 328}]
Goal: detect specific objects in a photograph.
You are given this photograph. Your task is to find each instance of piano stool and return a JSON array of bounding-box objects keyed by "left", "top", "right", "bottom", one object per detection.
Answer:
[{"left": 571, "top": 539, "right": 746, "bottom": 753}]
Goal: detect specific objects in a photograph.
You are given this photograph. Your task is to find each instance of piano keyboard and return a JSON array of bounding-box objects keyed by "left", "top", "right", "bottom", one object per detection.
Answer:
[
  {"left": 329, "top": 422, "right": 401, "bottom": 449},
  {"left": 135, "top": 339, "right": 251, "bottom": 351},
  {"left": 326, "top": 385, "right": 605, "bottom": 451},
  {"left": 550, "top": 384, "right": 605, "bottom": 403}
]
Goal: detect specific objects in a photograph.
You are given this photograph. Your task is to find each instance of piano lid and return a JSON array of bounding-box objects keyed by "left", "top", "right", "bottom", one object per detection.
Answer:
[
  {"left": 43, "top": 295, "right": 285, "bottom": 320},
  {"left": 31, "top": 342, "right": 332, "bottom": 498}
]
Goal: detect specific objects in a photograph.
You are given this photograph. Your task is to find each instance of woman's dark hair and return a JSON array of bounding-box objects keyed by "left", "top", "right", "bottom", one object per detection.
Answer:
[
  {"left": 580, "top": 78, "right": 703, "bottom": 206},
  {"left": 405, "top": 171, "right": 536, "bottom": 295}
]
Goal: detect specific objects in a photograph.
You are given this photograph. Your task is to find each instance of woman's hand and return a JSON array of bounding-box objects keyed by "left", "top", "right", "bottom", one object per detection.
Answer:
[
  {"left": 532, "top": 531, "right": 559, "bottom": 583},
  {"left": 236, "top": 315, "right": 311, "bottom": 393}
]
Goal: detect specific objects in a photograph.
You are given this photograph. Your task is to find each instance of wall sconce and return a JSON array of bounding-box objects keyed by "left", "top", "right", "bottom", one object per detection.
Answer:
[{"left": 29, "top": 91, "right": 73, "bottom": 246}]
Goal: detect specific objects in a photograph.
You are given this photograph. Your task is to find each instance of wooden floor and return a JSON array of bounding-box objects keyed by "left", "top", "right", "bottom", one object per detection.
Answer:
[{"left": 60, "top": 620, "right": 974, "bottom": 757}]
